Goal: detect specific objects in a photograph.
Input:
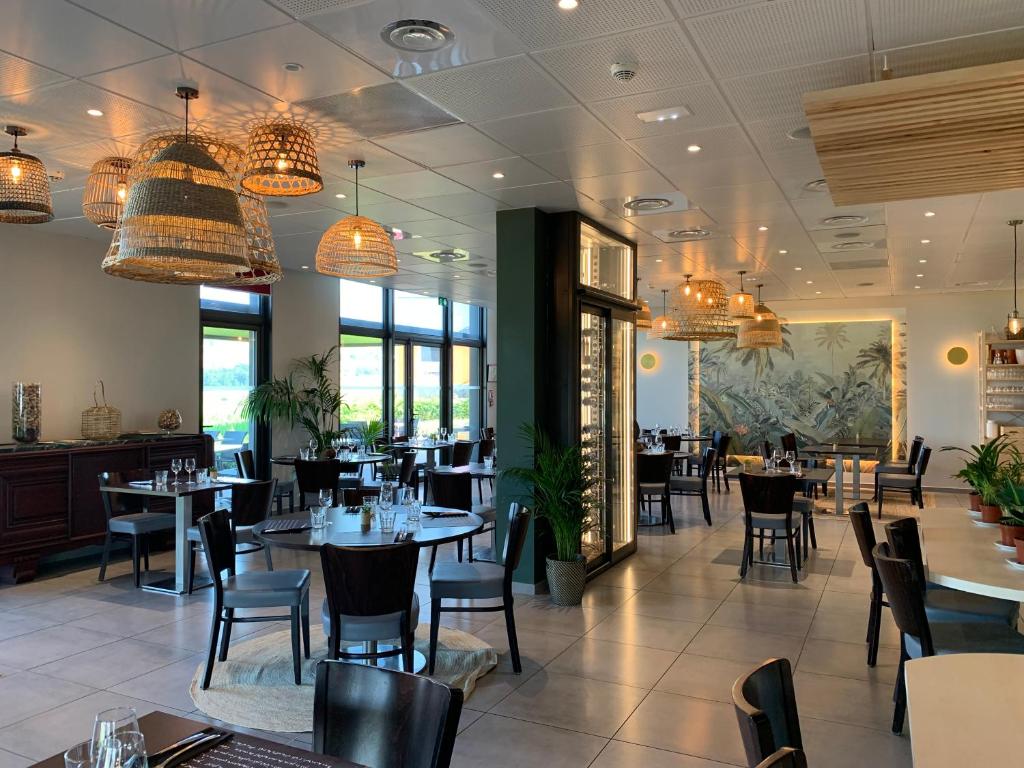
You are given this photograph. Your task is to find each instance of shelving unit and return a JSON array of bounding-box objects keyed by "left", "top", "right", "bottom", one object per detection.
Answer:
[{"left": 980, "top": 334, "right": 1024, "bottom": 446}]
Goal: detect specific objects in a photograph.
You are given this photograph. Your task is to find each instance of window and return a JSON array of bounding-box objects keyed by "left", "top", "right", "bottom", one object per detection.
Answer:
[
  {"left": 339, "top": 334, "right": 384, "bottom": 424},
  {"left": 412, "top": 344, "right": 442, "bottom": 436},
  {"left": 452, "top": 301, "right": 483, "bottom": 340},
  {"left": 340, "top": 279, "right": 384, "bottom": 327},
  {"left": 452, "top": 345, "right": 482, "bottom": 439},
  {"left": 200, "top": 285, "right": 262, "bottom": 314},
  {"left": 202, "top": 326, "right": 256, "bottom": 476},
  {"left": 394, "top": 290, "right": 443, "bottom": 335}
]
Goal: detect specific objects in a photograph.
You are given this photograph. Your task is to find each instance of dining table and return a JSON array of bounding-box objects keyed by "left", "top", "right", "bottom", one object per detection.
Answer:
[
  {"left": 270, "top": 453, "right": 391, "bottom": 467},
  {"left": 428, "top": 461, "right": 496, "bottom": 479},
  {"left": 29, "top": 711, "right": 360, "bottom": 768},
  {"left": 389, "top": 439, "right": 458, "bottom": 469},
  {"left": 801, "top": 441, "right": 885, "bottom": 515}
]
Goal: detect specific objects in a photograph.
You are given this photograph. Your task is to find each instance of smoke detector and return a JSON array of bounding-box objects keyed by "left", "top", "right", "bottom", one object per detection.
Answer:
[{"left": 610, "top": 61, "right": 639, "bottom": 82}]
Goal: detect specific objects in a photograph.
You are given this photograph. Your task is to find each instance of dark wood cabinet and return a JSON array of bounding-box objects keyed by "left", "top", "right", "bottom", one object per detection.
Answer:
[{"left": 0, "top": 434, "right": 212, "bottom": 583}]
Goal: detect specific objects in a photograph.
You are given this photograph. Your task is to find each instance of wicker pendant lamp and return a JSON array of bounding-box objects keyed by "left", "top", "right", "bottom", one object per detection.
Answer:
[
  {"left": 728, "top": 269, "right": 754, "bottom": 319},
  {"left": 316, "top": 160, "right": 397, "bottom": 278},
  {"left": 736, "top": 284, "right": 783, "bottom": 349},
  {"left": 649, "top": 289, "right": 677, "bottom": 339},
  {"left": 224, "top": 189, "right": 282, "bottom": 285},
  {"left": 668, "top": 278, "right": 736, "bottom": 341},
  {"left": 242, "top": 120, "right": 322, "bottom": 196},
  {"left": 131, "top": 131, "right": 245, "bottom": 183},
  {"left": 102, "top": 87, "right": 249, "bottom": 284},
  {"left": 0, "top": 126, "right": 53, "bottom": 224},
  {"left": 1006, "top": 220, "right": 1023, "bottom": 339},
  {"left": 636, "top": 299, "right": 653, "bottom": 329},
  {"left": 82, "top": 156, "right": 132, "bottom": 229}
]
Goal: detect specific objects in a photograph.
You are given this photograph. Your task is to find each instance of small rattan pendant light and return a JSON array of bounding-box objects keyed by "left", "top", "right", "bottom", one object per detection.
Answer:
[
  {"left": 649, "top": 289, "right": 675, "bottom": 339},
  {"left": 242, "top": 120, "right": 322, "bottom": 196},
  {"left": 728, "top": 270, "right": 754, "bottom": 320},
  {"left": 82, "top": 156, "right": 132, "bottom": 229},
  {"left": 736, "top": 284, "right": 783, "bottom": 349},
  {"left": 102, "top": 87, "right": 250, "bottom": 284},
  {"left": 316, "top": 160, "right": 397, "bottom": 278},
  {"left": 1006, "top": 219, "right": 1023, "bottom": 339},
  {"left": 0, "top": 126, "right": 53, "bottom": 224}
]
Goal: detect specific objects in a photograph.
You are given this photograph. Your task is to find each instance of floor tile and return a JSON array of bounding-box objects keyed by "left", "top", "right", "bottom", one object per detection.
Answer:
[
  {"left": 473, "top": 622, "right": 577, "bottom": 665},
  {"left": 642, "top": 571, "right": 739, "bottom": 600},
  {"left": 685, "top": 624, "right": 804, "bottom": 665},
  {"left": 593, "top": 740, "right": 733, "bottom": 767},
  {"left": 797, "top": 638, "right": 900, "bottom": 683},
  {"left": 586, "top": 612, "right": 702, "bottom": 652},
  {"left": 619, "top": 592, "right": 723, "bottom": 623},
  {"left": 793, "top": 671, "right": 897, "bottom": 732},
  {"left": 548, "top": 637, "right": 678, "bottom": 688},
  {"left": 655, "top": 653, "right": 758, "bottom": 703},
  {"left": 707, "top": 601, "right": 815, "bottom": 638},
  {"left": 0, "top": 671, "right": 96, "bottom": 728},
  {"left": 0, "top": 748, "right": 31, "bottom": 768},
  {"left": 32, "top": 639, "right": 193, "bottom": 688},
  {"left": 0, "top": 612, "right": 62, "bottom": 643},
  {"left": 800, "top": 715, "right": 912, "bottom": 767},
  {"left": 808, "top": 608, "right": 901, "bottom": 648},
  {"left": 108, "top": 654, "right": 204, "bottom": 712},
  {"left": 0, "top": 626, "right": 122, "bottom": 670},
  {"left": 451, "top": 713, "right": 607, "bottom": 768}
]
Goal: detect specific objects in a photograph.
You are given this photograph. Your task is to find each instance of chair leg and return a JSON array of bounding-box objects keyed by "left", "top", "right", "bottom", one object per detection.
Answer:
[
  {"left": 98, "top": 530, "right": 112, "bottom": 582},
  {"left": 892, "top": 642, "right": 908, "bottom": 734},
  {"left": 218, "top": 608, "right": 234, "bottom": 662},
  {"left": 917, "top": 485, "right": 924, "bottom": 509},
  {"left": 264, "top": 544, "right": 274, "bottom": 571},
  {"left": 290, "top": 606, "right": 302, "bottom": 685},
  {"left": 740, "top": 527, "right": 751, "bottom": 579},
  {"left": 468, "top": 535, "right": 475, "bottom": 563},
  {"left": 301, "top": 594, "right": 310, "bottom": 659},
  {"left": 142, "top": 536, "right": 150, "bottom": 572},
  {"left": 202, "top": 605, "right": 222, "bottom": 690},
  {"left": 187, "top": 543, "right": 196, "bottom": 595},
  {"left": 758, "top": 530, "right": 765, "bottom": 559},
  {"left": 700, "top": 491, "right": 712, "bottom": 526},
  {"left": 867, "top": 589, "right": 882, "bottom": 667},
  {"left": 665, "top": 493, "right": 676, "bottom": 534},
  {"left": 429, "top": 600, "right": 441, "bottom": 675},
  {"left": 402, "top": 632, "right": 415, "bottom": 673},
  {"left": 276, "top": 493, "right": 282, "bottom": 516},
  {"left": 722, "top": 463, "right": 730, "bottom": 492},
  {"left": 786, "top": 532, "right": 798, "bottom": 583},
  {"left": 457, "top": 539, "right": 463, "bottom": 562},
  {"left": 877, "top": 488, "right": 884, "bottom": 519},
  {"left": 504, "top": 599, "right": 522, "bottom": 674},
  {"left": 808, "top": 515, "right": 817, "bottom": 550},
  {"left": 131, "top": 535, "right": 141, "bottom": 589}
]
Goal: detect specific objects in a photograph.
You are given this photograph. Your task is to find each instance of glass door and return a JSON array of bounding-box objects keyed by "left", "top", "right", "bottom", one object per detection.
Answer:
[
  {"left": 452, "top": 344, "right": 482, "bottom": 440},
  {"left": 392, "top": 343, "right": 407, "bottom": 440},
  {"left": 202, "top": 326, "right": 257, "bottom": 477},
  {"left": 413, "top": 343, "right": 443, "bottom": 437},
  {"left": 610, "top": 313, "right": 636, "bottom": 557},
  {"left": 580, "top": 309, "right": 608, "bottom": 566}
]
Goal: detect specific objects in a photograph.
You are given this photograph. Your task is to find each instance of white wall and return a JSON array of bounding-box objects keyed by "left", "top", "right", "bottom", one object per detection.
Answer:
[
  {"left": 636, "top": 331, "right": 688, "bottom": 429},
  {"left": 0, "top": 227, "right": 199, "bottom": 441}
]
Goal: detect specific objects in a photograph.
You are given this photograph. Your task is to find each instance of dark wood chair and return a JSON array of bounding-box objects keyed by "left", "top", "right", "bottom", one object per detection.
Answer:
[
  {"left": 661, "top": 434, "right": 682, "bottom": 452},
  {"left": 398, "top": 449, "right": 420, "bottom": 499},
  {"left": 451, "top": 440, "right": 474, "bottom": 467},
  {"left": 313, "top": 660, "right": 462, "bottom": 768},
  {"left": 480, "top": 426, "right": 495, "bottom": 440},
  {"left": 638, "top": 452, "right": 676, "bottom": 533},
  {"left": 732, "top": 657, "right": 803, "bottom": 768},
  {"left": 756, "top": 748, "right": 808, "bottom": 768},
  {"left": 877, "top": 447, "right": 931, "bottom": 518},
  {"left": 477, "top": 438, "right": 495, "bottom": 500},
  {"left": 739, "top": 472, "right": 801, "bottom": 583},
  {"left": 340, "top": 487, "right": 379, "bottom": 506},
  {"left": 197, "top": 509, "right": 310, "bottom": 689},
  {"left": 429, "top": 470, "right": 494, "bottom": 563},
  {"left": 97, "top": 470, "right": 175, "bottom": 588},
  {"left": 293, "top": 459, "right": 344, "bottom": 509},
  {"left": 235, "top": 449, "right": 293, "bottom": 514},
  {"left": 430, "top": 504, "right": 532, "bottom": 674},
  {"left": 670, "top": 447, "right": 716, "bottom": 526},
  {"left": 320, "top": 542, "right": 420, "bottom": 671},
  {"left": 847, "top": 502, "right": 886, "bottom": 666},
  {"left": 873, "top": 435, "right": 923, "bottom": 500}
]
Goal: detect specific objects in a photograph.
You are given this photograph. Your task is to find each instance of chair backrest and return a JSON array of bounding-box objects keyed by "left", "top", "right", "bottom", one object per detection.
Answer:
[
  {"left": 197, "top": 509, "right": 237, "bottom": 594},
  {"left": 294, "top": 459, "right": 344, "bottom": 507},
  {"left": 97, "top": 470, "right": 151, "bottom": 517},
  {"left": 698, "top": 447, "right": 717, "bottom": 487},
  {"left": 904, "top": 435, "right": 924, "bottom": 471},
  {"left": 884, "top": 517, "right": 927, "bottom": 589},
  {"left": 428, "top": 471, "right": 473, "bottom": 512},
  {"left": 398, "top": 451, "right": 418, "bottom": 486},
  {"left": 230, "top": 479, "right": 277, "bottom": 528},
  {"left": 501, "top": 504, "right": 532, "bottom": 590},
  {"left": 234, "top": 449, "right": 256, "bottom": 479},
  {"left": 739, "top": 472, "right": 796, "bottom": 527},
  {"left": 341, "top": 488, "right": 378, "bottom": 506},
  {"left": 313, "top": 660, "right": 463, "bottom": 768},
  {"left": 481, "top": 426, "right": 495, "bottom": 440},
  {"left": 451, "top": 440, "right": 474, "bottom": 467},
  {"left": 717, "top": 433, "right": 732, "bottom": 461},
  {"left": 478, "top": 438, "right": 495, "bottom": 460},
  {"left": 320, "top": 542, "right": 419, "bottom": 620},
  {"left": 847, "top": 502, "right": 876, "bottom": 570},
  {"left": 661, "top": 434, "right": 682, "bottom": 452},
  {"left": 732, "top": 657, "right": 803, "bottom": 767},
  {"left": 637, "top": 451, "right": 674, "bottom": 485},
  {"left": 780, "top": 433, "right": 798, "bottom": 457},
  {"left": 915, "top": 446, "right": 932, "bottom": 479},
  {"left": 872, "top": 541, "right": 934, "bottom": 656},
  {"left": 712, "top": 429, "right": 724, "bottom": 451},
  {"left": 756, "top": 748, "right": 808, "bottom": 768}
]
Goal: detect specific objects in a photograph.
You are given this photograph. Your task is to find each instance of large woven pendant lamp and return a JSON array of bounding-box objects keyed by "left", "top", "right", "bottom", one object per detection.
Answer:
[
  {"left": 102, "top": 87, "right": 249, "bottom": 284},
  {"left": 316, "top": 160, "right": 397, "bottom": 278},
  {"left": 242, "top": 120, "right": 322, "bottom": 196},
  {"left": 1006, "top": 219, "right": 1023, "bottom": 339},
  {"left": 728, "top": 269, "right": 754, "bottom": 319},
  {"left": 224, "top": 189, "right": 282, "bottom": 286},
  {"left": 82, "top": 156, "right": 132, "bottom": 229},
  {"left": 0, "top": 126, "right": 53, "bottom": 224},
  {"left": 736, "top": 284, "right": 783, "bottom": 349},
  {"left": 669, "top": 278, "right": 736, "bottom": 341}
]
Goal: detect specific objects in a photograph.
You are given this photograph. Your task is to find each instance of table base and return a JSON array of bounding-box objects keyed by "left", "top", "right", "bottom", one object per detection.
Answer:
[
  {"left": 141, "top": 572, "right": 211, "bottom": 595},
  {"left": 341, "top": 643, "right": 426, "bottom": 674}
]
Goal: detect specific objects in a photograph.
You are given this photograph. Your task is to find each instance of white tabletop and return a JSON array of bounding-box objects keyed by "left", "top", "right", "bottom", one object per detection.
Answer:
[
  {"left": 920, "top": 505, "right": 1024, "bottom": 602},
  {"left": 906, "top": 653, "right": 1022, "bottom": 766}
]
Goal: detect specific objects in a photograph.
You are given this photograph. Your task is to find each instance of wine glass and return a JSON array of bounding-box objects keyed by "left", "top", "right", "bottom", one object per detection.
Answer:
[
  {"left": 91, "top": 707, "right": 139, "bottom": 759},
  {"left": 308, "top": 436, "right": 317, "bottom": 457},
  {"left": 318, "top": 488, "right": 333, "bottom": 509},
  {"left": 785, "top": 450, "right": 797, "bottom": 472},
  {"left": 94, "top": 730, "right": 147, "bottom": 768},
  {"left": 184, "top": 457, "right": 196, "bottom": 485},
  {"left": 169, "top": 458, "right": 182, "bottom": 486}
]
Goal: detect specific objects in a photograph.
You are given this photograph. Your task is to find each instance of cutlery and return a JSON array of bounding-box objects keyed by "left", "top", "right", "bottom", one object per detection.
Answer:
[
  {"left": 151, "top": 731, "right": 232, "bottom": 768},
  {"left": 147, "top": 730, "right": 213, "bottom": 764}
]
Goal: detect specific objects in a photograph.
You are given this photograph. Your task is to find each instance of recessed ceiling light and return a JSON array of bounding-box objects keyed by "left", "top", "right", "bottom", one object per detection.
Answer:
[
  {"left": 815, "top": 291, "right": 822, "bottom": 295},
  {"left": 369, "top": 280, "right": 376, "bottom": 283},
  {"left": 655, "top": 258, "right": 663, "bottom": 263},
  {"left": 492, "top": 171, "right": 505, "bottom": 179},
  {"left": 914, "top": 285, "right": 921, "bottom": 289},
  {"left": 687, "top": 144, "right": 702, "bottom": 153},
  {"left": 805, "top": 280, "right": 813, "bottom": 284},
  {"left": 787, "top": 126, "right": 812, "bottom": 141},
  {"left": 411, "top": 234, "right": 422, "bottom": 239},
  {"left": 919, "top": 258, "right": 927, "bottom": 263},
  {"left": 794, "top": 266, "right": 802, "bottom": 271},
  {"left": 779, "top": 249, "right": 788, "bottom": 254},
  {"left": 921, "top": 239, "right": 931, "bottom": 244},
  {"left": 916, "top": 273, "right": 924, "bottom": 277},
  {"left": 381, "top": 19, "right": 454, "bottom": 52},
  {"left": 624, "top": 197, "right": 673, "bottom": 212},
  {"left": 636, "top": 106, "right": 691, "bottom": 124},
  {"left": 757, "top": 225, "right": 768, "bottom": 232},
  {"left": 335, "top": 193, "right": 346, "bottom": 199},
  {"left": 924, "top": 211, "right": 936, "bottom": 217},
  {"left": 667, "top": 228, "right": 711, "bottom": 241},
  {"left": 282, "top": 62, "right": 303, "bottom": 72},
  {"left": 301, "top": 265, "right": 309, "bottom": 270},
  {"left": 86, "top": 108, "right": 103, "bottom": 117},
  {"left": 558, "top": 0, "right": 578, "bottom": 8}
]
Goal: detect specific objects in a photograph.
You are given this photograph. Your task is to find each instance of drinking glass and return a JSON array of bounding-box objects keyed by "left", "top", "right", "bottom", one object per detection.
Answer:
[
  {"left": 379, "top": 481, "right": 394, "bottom": 512},
  {"left": 407, "top": 498, "right": 422, "bottom": 526},
  {"left": 785, "top": 451, "right": 797, "bottom": 473},
  {"left": 169, "top": 459, "right": 182, "bottom": 485},
  {"left": 308, "top": 437, "right": 317, "bottom": 456},
  {"left": 483, "top": 455, "right": 494, "bottom": 471},
  {"left": 318, "top": 488, "right": 333, "bottom": 508},
  {"left": 379, "top": 507, "right": 397, "bottom": 534},
  {"left": 310, "top": 507, "right": 327, "bottom": 529},
  {"left": 65, "top": 740, "right": 95, "bottom": 768},
  {"left": 153, "top": 470, "right": 168, "bottom": 488},
  {"left": 94, "top": 731, "right": 147, "bottom": 768},
  {"left": 91, "top": 707, "right": 139, "bottom": 759},
  {"left": 184, "top": 457, "right": 196, "bottom": 485},
  {"left": 196, "top": 468, "right": 208, "bottom": 484},
  {"left": 394, "top": 486, "right": 410, "bottom": 507}
]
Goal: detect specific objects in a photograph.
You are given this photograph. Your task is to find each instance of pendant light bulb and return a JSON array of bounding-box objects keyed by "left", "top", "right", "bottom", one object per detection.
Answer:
[
  {"left": 683, "top": 274, "right": 692, "bottom": 297},
  {"left": 353, "top": 228, "right": 362, "bottom": 249},
  {"left": 10, "top": 163, "right": 20, "bottom": 181},
  {"left": 116, "top": 181, "right": 127, "bottom": 201},
  {"left": 1008, "top": 220, "right": 1024, "bottom": 339}
]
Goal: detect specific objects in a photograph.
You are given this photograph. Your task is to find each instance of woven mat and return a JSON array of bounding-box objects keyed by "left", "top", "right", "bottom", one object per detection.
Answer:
[{"left": 189, "top": 623, "right": 496, "bottom": 733}]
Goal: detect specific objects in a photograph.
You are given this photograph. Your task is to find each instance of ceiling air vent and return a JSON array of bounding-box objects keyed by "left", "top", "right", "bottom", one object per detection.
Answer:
[
  {"left": 623, "top": 197, "right": 672, "bottom": 212},
  {"left": 822, "top": 214, "right": 869, "bottom": 226},
  {"left": 830, "top": 241, "right": 877, "bottom": 251},
  {"left": 667, "top": 228, "right": 711, "bottom": 241}
]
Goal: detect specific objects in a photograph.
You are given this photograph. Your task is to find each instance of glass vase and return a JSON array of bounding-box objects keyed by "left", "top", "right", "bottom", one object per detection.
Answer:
[{"left": 12, "top": 382, "right": 41, "bottom": 443}]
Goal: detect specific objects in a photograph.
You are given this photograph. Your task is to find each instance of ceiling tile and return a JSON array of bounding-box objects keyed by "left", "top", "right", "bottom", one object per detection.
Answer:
[
  {"left": 685, "top": 0, "right": 869, "bottom": 79},
  {"left": 362, "top": 170, "right": 471, "bottom": 199},
  {"left": 388, "top": 218, "right": 478, "bottom": 238},
  {"left": 660, "top": 153, "right": 774, "bottom": 191},
  {"left": 743, "top": 114, "right": 817, "bottom": 157},
  {"left": 439, "top": 156, "right": 557, "bottom": 191},
  {"left": 588, "top": 83, "right": 736, "bottom": 140},
  {"left": 377, "top": 125, "right": 512, "bottom": 166},
  {"left": 77, "top": 0, "right": 290, "bottom": 51},
  {"left": 269, "top": 208, "right": 337, "bottom": 236},
  {"left": 318, "top": 141, "right": 422, "bottom": 178},
  {"left": 872, "top": 27, "right": 1024, "bottom": 79},
  {"left": 452, "top": 211, "right": 499, "bottom": 232},
  {"left": 791, "top": 197, "right": 886, "bottom": 232},
  {"left": 476, "top": 106, "right": 617, "bottom": 155},
  {"left": 574, "top": 169, "right": 675, "bottom": 203},
  {"left": 527, "top": 142, "right": 650, "bottom": 180},
  {"left": 0, "top": 0, "right": 168, "bottom": 77},
  {"left": 356, "top": 199, "right": 439, "bottom": 225},
  {"left": 297, "top": 83, "right": 458, "bottom": 139},
  {"left": 486, "top": 182, "right": 584, "bottom": 211},
  {"left": 474, "top": 0, "right": 674, "bottom": 50},
  {"left": 303, "top": 0, "right": 523, "bottom": 78},
  {"left": 868, "top": 0, "right": 1024, "bottom": 50},
  {"left": 405, "top": 55, "right": 573, "bottom": 122},
  {"left": 187, "top": 23, "right": 389, "bottom": 102},
  {"left": 533, "top": 24, "right": 707, "bottom": 102},
  {"left": 416, "top": 192, "right": 509, "bottom": 218},
  {"left": 0, "top": 51, "right": 68, "bottom": 98},
  {"left": 628, "top": 124, "right": 754, "bottom": 165},
  {"left": 670, "top": 0, "right": 762, "bottom": 17},
  {"left": 47, "top": 134, "right": 147, "bottom": 172}
]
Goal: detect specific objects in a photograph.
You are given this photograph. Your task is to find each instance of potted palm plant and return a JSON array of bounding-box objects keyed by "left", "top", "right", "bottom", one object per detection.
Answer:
[
  {"left": 503, "top": 425, "right": 602, "bottom": 606},
  {"left": 351, "top": 418, "right": 385, "bottom": 451},
  {"left": 944, "top": 436, "right": 1009, "bottom": 512},
  {"left": 997, "top": 480, "right": 1024, "bottom": 547},
  {"left": 242, "top": 347, "right": 344, "bottom": 455}
]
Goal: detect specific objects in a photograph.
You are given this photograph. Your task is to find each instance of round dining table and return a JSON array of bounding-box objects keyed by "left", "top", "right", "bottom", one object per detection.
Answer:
[{"left": 270, "top": 453, "right": 391, "bottom": 466}]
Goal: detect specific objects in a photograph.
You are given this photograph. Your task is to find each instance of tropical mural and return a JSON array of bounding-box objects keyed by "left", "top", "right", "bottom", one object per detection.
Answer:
[{"left": 694, "top": 320, "right": 902, "bottom": 457}]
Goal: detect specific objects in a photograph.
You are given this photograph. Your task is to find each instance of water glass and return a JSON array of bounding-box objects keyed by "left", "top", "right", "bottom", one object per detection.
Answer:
[
  {"left": 318, "top": 488, "right": 333, "bottom": 508},
  {"left": 91, "top": 707, "right": 139, "bottom": 759},
  {"left": 196, "top": 468, "right": 208, "bottom": 483},
  {"left": 65, "top": 740, "right": 95, "bottom": 768},
  {"left": 94, "top": 731, "right": 147, "bottom": 768},
  {"left": 299, "top": 447, "right": 311, "bottom": 460},
  {"left": 379, "top": 481, "right": 394, "bottom": 511},
  {"left": 483, "top": 455, "right": 494, "bottom": 471},
  {"left": 153, "top": 470, "right": 168, "bottom": 488},
  {"left": 310, "top": 507, "right": 327, "bottom": 529},
  {"left": 308, "top": 437, "right": 317, "bottom": 455},
  {"left": 407, "top": 499, "right": 422, "bottom": 526},
  {"left": 379, "top": 506, "right": 397, "bottom": 534}
]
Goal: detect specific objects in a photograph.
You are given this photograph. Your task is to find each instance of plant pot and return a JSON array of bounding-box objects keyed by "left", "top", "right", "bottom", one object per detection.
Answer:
[
  {"left": 980, "top": 503, "right": 1003, "bottom": 524},
  {"left": 999, "top": 518, "right": 1024, "bottom": 546},
  {"left": 969, "top": 492, "right": 981, "bottom": 511},
  {"left": 1015, "top": 538, "right": 1024, "bottom": 565},
  {"left": 546, "top": 554, "right": 587, "bottom": 607}
]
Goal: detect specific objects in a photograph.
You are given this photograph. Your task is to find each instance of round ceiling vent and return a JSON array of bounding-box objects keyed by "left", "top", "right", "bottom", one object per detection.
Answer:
[
  {"left": 803, "top": 178, "right": 829, "bottom": 192},
  {"left": 822, "top": 214, "right": 868, "bottom": 226},
  {"left": 787, "top": 126, "right": 812, "bottom": 140},
  {"left": 381, "top": 20, "right": 454, "bottom": 52},
  {"left": 831, "top": 241, "right": 875, "bottom": 250},
  {"left": 667, "top": 228, "right": 711, "bottom": 241},
  {"left": 623, "top": 197, "right": 672, "bottom": 212}
]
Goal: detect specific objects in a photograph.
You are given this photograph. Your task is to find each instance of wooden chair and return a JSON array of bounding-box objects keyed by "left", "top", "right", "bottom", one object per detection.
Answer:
[
  {"left": 293, "top": 459, "right": 344, "bottom": 509},
  {"left": 732, "top": 657, "right": 803, "bottom": 768},
  {"left": 739, "top": 473, "right": 801, "bottom": 583},
  {"left": 429, "top": 470, "right": 494, "bottom": 563},
  {"left": 97, "top": 470, "right": 175, "bottom": 588},
  {"left": 710, "top": 430, "right": 733, "bottom": 492},
  {"left": 197, "top": 509, "right": 310, "bottom": 689},
  {"left": 637, "top": 452, "right": 676, "bottom": 533},
  {"left": 451, "top": 440, "right": 474, "bottom": 467},
  {"left": 876, "top": 447, "right": 931, "bottom": 518},
  {"left": 670, "top": 447, "right": 716, "bottom": 526},
  {"left": 313, "top": 660, "right": 462, "bottom": 768},
  {"left": 756, "top": 749, "right": 808, "bottom": 768},
  {"left": 847, "top": 502, "right": 886, "bottom": 666},
  {"left": 873, "top": 435, "right": 923, "bottom": 500},
  {"left": 235, "top": 449, "right": 293, "bottom": 514},
  {"left": 476, "top": 438, "right": 495, "bottom": 500}
]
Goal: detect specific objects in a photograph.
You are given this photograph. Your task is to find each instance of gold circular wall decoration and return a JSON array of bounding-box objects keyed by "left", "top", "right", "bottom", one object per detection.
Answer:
[
  {"left": 947, "top": 346, "right": 969, "bottom": 365},
  {"left": 242, "top": 120, "right": 323, "bottom": 196},
  {"left": 639, "top": 352, "right": 658, "bottom": 371}
]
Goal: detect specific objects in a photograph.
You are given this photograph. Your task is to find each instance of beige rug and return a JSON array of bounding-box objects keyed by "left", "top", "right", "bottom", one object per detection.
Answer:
[{"left": 189, "top": 623, "right": 496, "bottom": 732}]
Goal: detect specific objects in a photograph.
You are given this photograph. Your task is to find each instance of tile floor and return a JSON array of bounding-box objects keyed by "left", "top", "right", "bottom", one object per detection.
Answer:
[{"left": 0, "top": 486, "right": 929, "bottom": 767}]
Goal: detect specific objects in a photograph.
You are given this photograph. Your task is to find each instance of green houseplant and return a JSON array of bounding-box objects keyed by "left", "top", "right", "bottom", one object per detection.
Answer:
[
  {"left": 943, "top": 435, "right": 1009, "bottom": 513},
  {"left": 502, "top": 425, "right": 602, "bottom": 606},
  {"left": 242, "top": 347, "right": 344, "bottom": 455},
  {"left": 350, "top": 418, "right": 385, "bottom": 450}
]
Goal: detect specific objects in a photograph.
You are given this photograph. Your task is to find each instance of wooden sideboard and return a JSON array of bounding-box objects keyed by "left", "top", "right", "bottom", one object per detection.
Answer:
[{"left": 0, "top": 433, "right": 213, "bottom": 583}]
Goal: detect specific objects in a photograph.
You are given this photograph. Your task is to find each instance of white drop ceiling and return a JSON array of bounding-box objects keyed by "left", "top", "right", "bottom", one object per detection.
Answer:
[{"left": 3, "top": 0, "right": 1024, "bottom": 309}]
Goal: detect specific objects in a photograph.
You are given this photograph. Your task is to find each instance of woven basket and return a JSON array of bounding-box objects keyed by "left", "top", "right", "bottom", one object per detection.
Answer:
[{"left": 82, "top": 380, "right": 121, "bottom": 440}]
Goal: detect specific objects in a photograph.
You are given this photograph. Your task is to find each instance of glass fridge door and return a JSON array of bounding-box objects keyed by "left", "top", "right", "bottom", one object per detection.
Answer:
[
  {"left": 580, "top": 309, "right": 608, "bottom": 566},
  {"left": 610, "top": 314, "right": 636, "bottom": 557}
]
